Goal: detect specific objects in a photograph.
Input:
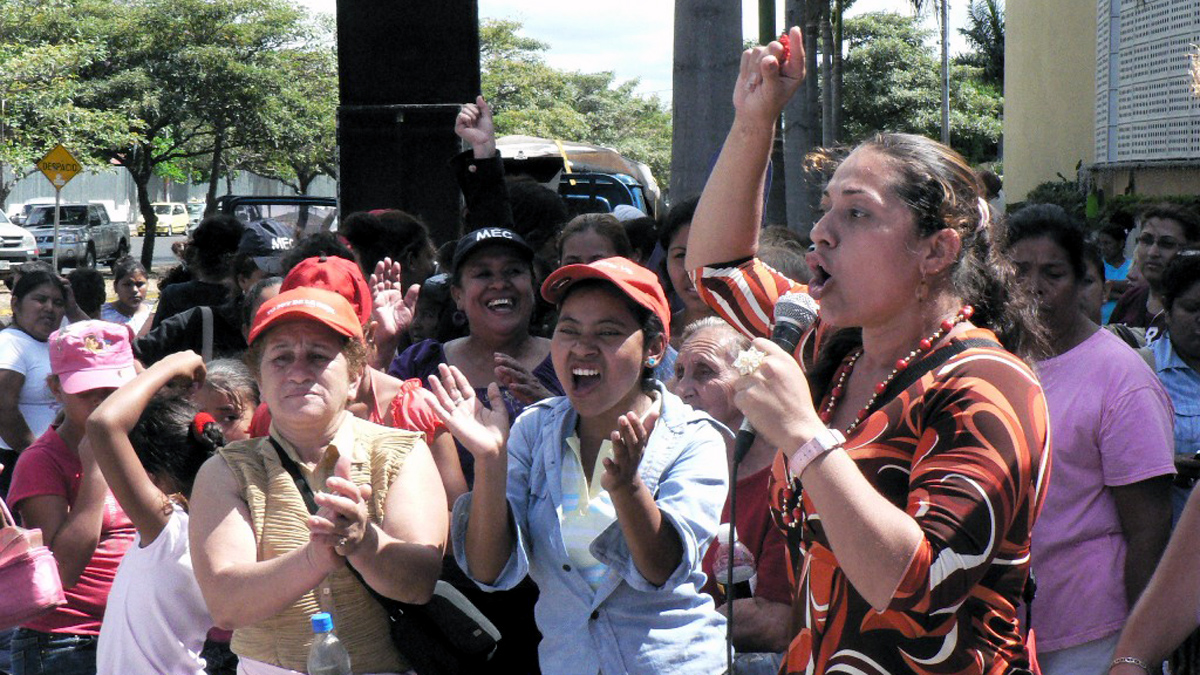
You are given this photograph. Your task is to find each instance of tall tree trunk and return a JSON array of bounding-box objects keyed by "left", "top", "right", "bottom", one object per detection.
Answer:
[
  {"left": 820, "top": 2, "right": 834, "bottom": 146},
  {"left": 133, "top": 187, "right": 156, "bottom": 267},
  {"left": 669, "top": 0, "right": 742, "bottom": 201},
  {"left": 940, "top": 0, "right": 950, "bottom": 145},
  {"left": 205, "top": 129, "right": 225, "bottom": 216},
  {"left": 784, "top": 0, "right": 821, "bottom": 237},
  {"left": 0, "top": 180, "right": 12, "bottom": 213},
  {"left": 804, "top": 0, "right": 821, "bottom": 150},
  {"left": 760, "top": 0, "right": 788, "bottom": 227},
  {"left": 831, "top": 0, "right": 844, "bottom": 143}
]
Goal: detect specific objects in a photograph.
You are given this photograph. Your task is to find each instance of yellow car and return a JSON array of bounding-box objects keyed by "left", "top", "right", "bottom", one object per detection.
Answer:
[{"left": 135, "top": 202, "right": 189, "bottom": 236}]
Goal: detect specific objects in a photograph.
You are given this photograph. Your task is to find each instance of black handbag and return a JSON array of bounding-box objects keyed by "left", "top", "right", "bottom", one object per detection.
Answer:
[{"left": 268, "top": 438, "right": 500, "bottom": 674}]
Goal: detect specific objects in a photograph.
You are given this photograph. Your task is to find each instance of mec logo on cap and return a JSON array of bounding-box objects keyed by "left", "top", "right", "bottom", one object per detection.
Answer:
[{"left": 476, "top": 228, "right": 514, "bottom": 241}]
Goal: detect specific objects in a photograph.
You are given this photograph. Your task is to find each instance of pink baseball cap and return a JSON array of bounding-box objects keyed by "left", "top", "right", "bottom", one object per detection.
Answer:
[{"left": 49, "top": 320, "right": 137, "bottom": 394}]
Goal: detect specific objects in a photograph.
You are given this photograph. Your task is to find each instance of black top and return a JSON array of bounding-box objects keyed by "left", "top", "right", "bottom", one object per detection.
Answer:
[
  {"left": 152, "top": 280, "right": 230, "bottom": 329},
  {"left": 135, "top": 300, "right": 246, "bottom": 365}
]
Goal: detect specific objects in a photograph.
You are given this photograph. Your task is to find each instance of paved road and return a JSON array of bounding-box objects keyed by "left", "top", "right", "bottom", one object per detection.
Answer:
[
  {"left": 129, "top": 234, "right": 188, "bottom": 270},
  {"left": 0, "top": 233, "right": 187, "bottom": 318}
]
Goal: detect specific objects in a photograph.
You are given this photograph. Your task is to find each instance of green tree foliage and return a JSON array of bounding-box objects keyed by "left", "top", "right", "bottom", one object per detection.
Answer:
[
  {"left": 0, "top": 1, "right": 131, "bottom": 208},
  {"left": 841, "top": 12, "right": 1002, "bottom": 164},
  {"left": 226, "top": 14, "right": 338, "bottom": 197},
  {"left": 958, "top": 0, "right": 1004, "bottom": 90},
  {"left": 480, "top": 19, "right": 672, "bottom": 184}
]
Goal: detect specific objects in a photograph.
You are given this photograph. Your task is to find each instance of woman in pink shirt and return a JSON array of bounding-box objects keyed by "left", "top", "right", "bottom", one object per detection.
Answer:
[{"left": 1007, "top": 204, "right": 1175, "bottom": 675}]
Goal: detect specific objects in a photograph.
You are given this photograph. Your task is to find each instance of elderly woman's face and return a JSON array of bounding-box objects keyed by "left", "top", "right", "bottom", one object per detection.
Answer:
[
  {"left": 258, "top": 321, "right": 356, "bottom": 424},
  {"left": 806, "top": 148, "right": 925, "bottom": 329},
  {"left": 671, "top": 327, "right": 742, "bottom": 430}
]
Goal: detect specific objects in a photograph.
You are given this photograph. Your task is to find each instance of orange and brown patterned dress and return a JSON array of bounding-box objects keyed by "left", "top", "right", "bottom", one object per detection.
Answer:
[{"left": 692, "top": 258, "right": 1050, "bottom": 675}]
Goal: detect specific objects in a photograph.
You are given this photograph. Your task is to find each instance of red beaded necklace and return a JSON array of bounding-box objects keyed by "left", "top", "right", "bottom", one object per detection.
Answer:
[
  {"left": 776, "top": 305, "right": 975, "bottom": 530},
  {"left": 819, "top": 305, "right": 975, "bottom": 436}
]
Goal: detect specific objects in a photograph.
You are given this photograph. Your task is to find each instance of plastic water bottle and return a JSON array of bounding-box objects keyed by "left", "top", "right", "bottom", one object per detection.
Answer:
[
  {"left": 711, "top": 523, "right": 757, "bottom": 600},
  {"left": 307, "top": 612, "right": 352, "bottom": 675}
]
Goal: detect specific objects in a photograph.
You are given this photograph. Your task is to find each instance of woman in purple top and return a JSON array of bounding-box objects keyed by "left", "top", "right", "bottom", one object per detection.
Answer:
[
  {"left": 388, "top": 226, "right": 560, "bottom": 674},
  {"left": 389, "top": 227, "right": 563, "bottom": 487}
]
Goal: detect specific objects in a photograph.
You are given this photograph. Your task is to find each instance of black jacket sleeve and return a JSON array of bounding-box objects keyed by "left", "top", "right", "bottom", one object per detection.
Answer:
[{"left": 451, "top": 149, "right": 514, "bottom": 231}]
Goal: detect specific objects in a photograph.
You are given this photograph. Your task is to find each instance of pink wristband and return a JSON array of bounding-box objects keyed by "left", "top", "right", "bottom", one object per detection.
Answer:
[{"left": 787, "top": 428, "right": 846, "bottom": 478}]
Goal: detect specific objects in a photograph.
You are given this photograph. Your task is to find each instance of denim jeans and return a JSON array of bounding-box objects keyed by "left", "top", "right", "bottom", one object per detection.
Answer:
[{"left": 10, "top": 629, "right": 97, "bottom": 675}]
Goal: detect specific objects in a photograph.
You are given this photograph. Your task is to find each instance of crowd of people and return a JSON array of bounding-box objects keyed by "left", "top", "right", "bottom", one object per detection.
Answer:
[{"left": 0, "top": 26, "right": 1199, "bottom": 675}]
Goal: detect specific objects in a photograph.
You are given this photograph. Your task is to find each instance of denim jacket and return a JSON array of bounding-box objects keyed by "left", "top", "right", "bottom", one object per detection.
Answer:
[{"left": 452, "top": 383, "right": 729, "bottom": 674}]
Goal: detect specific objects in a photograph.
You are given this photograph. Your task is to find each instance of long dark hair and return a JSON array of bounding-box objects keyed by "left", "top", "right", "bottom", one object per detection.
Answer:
[
  {"left": 807, "top": 133, "right": 1048, "bottom": 398},
  {"left": 128, "top": 397, "right": 225, "bottom": 503}
]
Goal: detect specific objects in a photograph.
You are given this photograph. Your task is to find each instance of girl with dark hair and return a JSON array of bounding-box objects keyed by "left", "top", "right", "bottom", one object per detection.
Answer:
[
  {"left": 433, "top": 257, "right": 728, "bottom": 673},
  {"left": 101, "top": 256, "right": 152, "bottom": 336},
  {"left": 88, "top": 351, "right": 224, "bottom": 674},
  {"left": 1007, "top": 204, "right": 1173, "bottom": 675},
  {"left": 193, "top": 358, "right": 259, "bottom": 443},
  {"left": 686, "top": 29, "right": 1050, "bottom": 674},
  {"left": 0, "top": 269, "right": 66, "bottom": 496},
  {"left": 556, "top": 213, "right": 634, "bottom": 267}
]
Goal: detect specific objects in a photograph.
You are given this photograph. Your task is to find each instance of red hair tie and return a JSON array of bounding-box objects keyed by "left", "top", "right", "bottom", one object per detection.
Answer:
[{"left": 192, "top": 412, "right": 217, "bottom": 439}]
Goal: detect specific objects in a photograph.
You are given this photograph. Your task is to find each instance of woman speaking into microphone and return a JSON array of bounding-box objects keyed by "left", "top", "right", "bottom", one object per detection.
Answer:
[{"left": 686, "top": 27, "right": 1052, "bottom": 675}]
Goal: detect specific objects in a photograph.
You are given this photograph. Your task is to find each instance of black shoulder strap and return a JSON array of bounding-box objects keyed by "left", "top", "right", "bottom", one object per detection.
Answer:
[
  {"left": 266, "top": 437, "right": 392, "bottom": 606},
  {"left": 268, "top": 436, "right": 320, "bottom": 515},
  {"left": 865, "top": 337, "right": 1001, "bottom": 418}
]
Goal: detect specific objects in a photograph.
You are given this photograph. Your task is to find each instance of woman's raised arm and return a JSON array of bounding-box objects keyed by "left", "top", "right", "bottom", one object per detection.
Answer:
[
  {"left": 87, "top": 351, "right": 206, "bottom": 544},
  {"left": 687, "top": 27, "right": 806, "bottom": 272}
]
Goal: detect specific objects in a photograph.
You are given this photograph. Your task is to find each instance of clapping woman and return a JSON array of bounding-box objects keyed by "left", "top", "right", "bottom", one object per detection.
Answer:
[
  {"left": 686, "top": 28, "right": 1051, "bottom": 674},
  {"left": 189, "top": 288, "right": 446, "bottom": 674},
  {"left": 433, "top": 258, "right": 728, "bottom": 673}
]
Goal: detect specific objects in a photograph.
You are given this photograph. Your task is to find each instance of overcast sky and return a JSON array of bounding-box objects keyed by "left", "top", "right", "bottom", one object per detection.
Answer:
[{"left": 296, "top": 0, "right": 971, "bottom": 101}]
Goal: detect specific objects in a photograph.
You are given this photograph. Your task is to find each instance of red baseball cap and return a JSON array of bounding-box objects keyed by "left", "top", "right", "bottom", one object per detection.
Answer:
[
  {"left": 541, "top": 256, "right": 671, "bottom": 343},
  {"left": 281, "top": 256, "right": 372, "bottom": 325},
  {"left": 248, "top": 287, "right": 364, "bottom": 345},
  {"left": 48, "top": 320, "right": 137, "bottom": 394}
]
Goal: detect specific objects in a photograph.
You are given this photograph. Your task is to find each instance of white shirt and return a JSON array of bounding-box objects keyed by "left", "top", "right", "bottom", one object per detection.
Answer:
[
  {"left": 100, "top": 301, "right": 152, "bottom": 335},
  {"left": 97, "top": 506, "right": 211, "bottom": 675},
  {"left": 0, "top": 327, "right": 58, "bottom": 449}
]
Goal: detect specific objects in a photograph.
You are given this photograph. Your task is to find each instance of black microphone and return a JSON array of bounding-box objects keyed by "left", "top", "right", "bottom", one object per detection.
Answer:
[{"left": 732, "top": 291, "right": 818, "bottom": 465}]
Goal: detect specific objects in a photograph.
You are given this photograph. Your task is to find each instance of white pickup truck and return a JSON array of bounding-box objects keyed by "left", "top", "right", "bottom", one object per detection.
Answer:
[{"left": 23, "top": 203, "right": 131, "bottom": 270}]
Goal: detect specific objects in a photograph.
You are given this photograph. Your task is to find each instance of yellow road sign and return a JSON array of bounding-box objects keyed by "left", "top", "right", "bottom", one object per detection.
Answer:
[{"left": 36, "top": 145, "right": 82, "bottom": 189}]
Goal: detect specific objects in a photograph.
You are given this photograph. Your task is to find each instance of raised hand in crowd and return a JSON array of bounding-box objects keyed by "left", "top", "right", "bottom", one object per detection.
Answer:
[
  {"left": 455, "top": 95, "right": 497, "bottom": 158},
  {"left": 427, "top": 363, "right": 510, "bottom": 462},
  {"left": 370, "top": 256, "right": 420, "bottom": 370}
]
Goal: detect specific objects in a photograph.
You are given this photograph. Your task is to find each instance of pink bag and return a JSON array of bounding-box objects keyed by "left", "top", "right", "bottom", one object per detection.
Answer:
[{"left": 0, "top": 479, "right": 66, "bottom": 630}]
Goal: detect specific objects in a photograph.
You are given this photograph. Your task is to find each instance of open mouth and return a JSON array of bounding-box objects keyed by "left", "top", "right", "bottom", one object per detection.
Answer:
[
  {"left": 808, "top": 261, "right": 831, "bottom": 298},
  {"left": 485, "top": 298, "right": 515, "bottom": 313},
  {"left": 571, "top": 367, "right": 602, "bottom": 395}
]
